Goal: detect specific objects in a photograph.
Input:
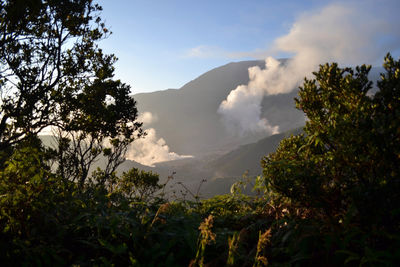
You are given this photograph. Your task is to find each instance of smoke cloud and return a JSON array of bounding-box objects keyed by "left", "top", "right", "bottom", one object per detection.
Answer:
[
  {"left": 127, "top": 112, "right": 193, "bottom": 167},
  {"left": 219, "top": 1, "right": 400, "bottom": 135}
]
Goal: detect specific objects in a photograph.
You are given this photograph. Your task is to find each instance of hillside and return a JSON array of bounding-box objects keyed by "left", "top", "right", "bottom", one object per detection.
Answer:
[
  {"left": 206, "top": 127, "right": 303, "bottom": 178},
  {"left": 132, "top": 59, "right": 305, "bottom": 157},
  {"left": 132, "top": 61, "right": 383, "bottom": 159}
]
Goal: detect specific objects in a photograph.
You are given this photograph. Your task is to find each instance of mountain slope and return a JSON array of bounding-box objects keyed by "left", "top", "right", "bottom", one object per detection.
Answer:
[
  {"left": 207, "top": 127, "right": 303, "bottom": 178},
  {"left": 132, "top": 60, "right": 383, "bottom": 159},
  {"left": 132, "top": 59, "right": 305, "bottom": 157}
]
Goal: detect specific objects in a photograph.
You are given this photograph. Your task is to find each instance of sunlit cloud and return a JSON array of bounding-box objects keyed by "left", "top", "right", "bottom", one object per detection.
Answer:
[{"left": 126, "top": 128, "right": 193, "bottom": 167}]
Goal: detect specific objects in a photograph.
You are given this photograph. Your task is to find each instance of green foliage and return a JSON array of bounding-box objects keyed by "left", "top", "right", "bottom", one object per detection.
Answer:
[
  {"left": 227, "top": 231, "right": 240, "bottom": 266},
  {"left": 262, "top": 53, "right": 400, "bottom": 265},
  {"left": 193, "top": 215, "right": 216, "bottom": 267},
  {"left": 254, "top": 229, "right": 271, "bottom": 267},
  {"left": 0, "top": 142, "right": 53, "bottom": 236},
  {"left": 116, "top": 168, "right": 162, "bottom": 202}
]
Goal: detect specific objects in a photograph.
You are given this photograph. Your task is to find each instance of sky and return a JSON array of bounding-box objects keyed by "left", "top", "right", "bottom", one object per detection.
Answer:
[
  {"left": 97, "top": 0, "right": 400, "bottom": 94},
  {"left": 95, "top": 0, "right": 323, "bottom": 93}
]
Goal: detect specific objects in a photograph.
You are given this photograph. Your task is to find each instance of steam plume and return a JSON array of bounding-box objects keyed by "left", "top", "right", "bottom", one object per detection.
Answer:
[
  {"left": 127, "top": 112, "right": 193, "bottom": 166},
  {"left": 219, "top": 1, "right": 400, "bottom": 135}
]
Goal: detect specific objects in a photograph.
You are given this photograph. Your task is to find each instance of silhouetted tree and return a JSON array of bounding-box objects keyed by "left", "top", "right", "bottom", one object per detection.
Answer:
[{"left": 0, "top": 0, "right": 142, "bottom": 183}]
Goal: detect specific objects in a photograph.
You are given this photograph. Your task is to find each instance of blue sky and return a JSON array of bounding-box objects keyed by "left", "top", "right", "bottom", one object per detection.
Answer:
[{"left": 97, "top": 0, "right": 400, "bottom": 94}]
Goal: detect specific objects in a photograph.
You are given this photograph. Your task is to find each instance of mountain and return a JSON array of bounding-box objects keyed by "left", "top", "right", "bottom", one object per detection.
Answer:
[{"left": 132, "top": 59, "right": 305, "bottom": 157}]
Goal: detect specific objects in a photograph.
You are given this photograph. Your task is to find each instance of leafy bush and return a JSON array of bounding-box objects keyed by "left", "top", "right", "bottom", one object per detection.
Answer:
[{"left": 262, "top": 54, "right": 400, "bottom": 265}]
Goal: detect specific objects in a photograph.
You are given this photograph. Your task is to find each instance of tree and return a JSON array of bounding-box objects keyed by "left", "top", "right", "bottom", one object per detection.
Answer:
[
  {"left": 0, "top": 137, "right": 56, "bottom": 242},
  {"left": 262, "top": 54, "right": 400, "bottom": 263},
  {"left": 0, "top": 0, "right": 142, "bottom": 183},
  {"left": 116, "top": 168, "right": 162, "bottom": 202}
]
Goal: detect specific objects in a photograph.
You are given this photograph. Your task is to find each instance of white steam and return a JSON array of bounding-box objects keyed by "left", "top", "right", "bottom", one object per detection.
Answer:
[
  {"left": 219, "top": 2, "right": 400, "bottom": 135},
  {"left": 219, "top": 58, "right": 281, "bottom": 135},
  {"left": 127, "top": 112, "right": 193, "bottom": 167}
]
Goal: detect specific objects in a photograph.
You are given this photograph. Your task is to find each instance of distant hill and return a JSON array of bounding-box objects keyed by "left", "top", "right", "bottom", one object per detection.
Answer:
[{"left": 206, "top": 127, "right": 303, "bottom": 178}]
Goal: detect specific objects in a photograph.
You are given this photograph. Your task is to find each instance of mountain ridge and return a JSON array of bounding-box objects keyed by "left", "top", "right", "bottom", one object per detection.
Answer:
[{"left": 132, "top": 59, "right": 305, "bottom": 157}]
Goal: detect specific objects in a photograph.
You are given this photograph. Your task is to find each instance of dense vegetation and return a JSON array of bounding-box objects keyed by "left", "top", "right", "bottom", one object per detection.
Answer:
[{"left": 1, "top": 0, "right": 399, "bottom": 266}]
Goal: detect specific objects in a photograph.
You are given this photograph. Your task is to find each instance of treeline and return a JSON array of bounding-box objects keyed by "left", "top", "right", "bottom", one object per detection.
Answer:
[{"left": 1, "top": 0, "right": 400, "bottom": 266}]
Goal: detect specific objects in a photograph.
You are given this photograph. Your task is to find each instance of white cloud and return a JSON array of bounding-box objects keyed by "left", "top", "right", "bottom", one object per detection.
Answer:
[
  {"left": 219, "top": 1, "right": 400, "bottom": 135},
  {"left": 126, "top": 128, "right": 193, "bottom": 167}
]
